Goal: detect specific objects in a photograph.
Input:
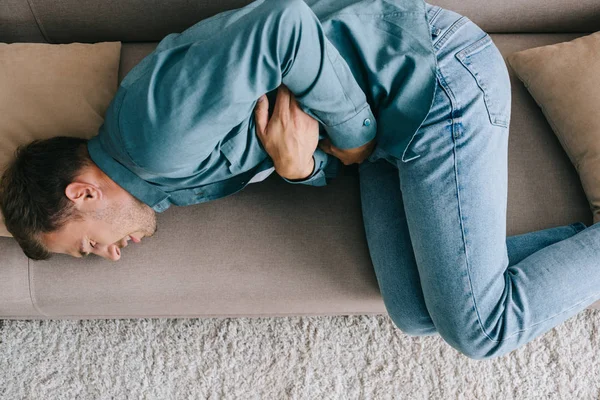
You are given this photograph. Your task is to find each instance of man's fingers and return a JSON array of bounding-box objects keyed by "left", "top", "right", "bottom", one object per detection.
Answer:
[
  {"left": 318, "top": 138, "right": 335, "bottom": 156},
  {"left": 319, "top": 139, "right": 353, "bottom": 165},
  {"left": 288, "top": 89, "right": 300, "bottom": 108},
  {"left": 273, "top": 85, "right": 291, "bottom": 117},
  {"left": 254, "top": 94, "right": 269, "bottom": 137}
]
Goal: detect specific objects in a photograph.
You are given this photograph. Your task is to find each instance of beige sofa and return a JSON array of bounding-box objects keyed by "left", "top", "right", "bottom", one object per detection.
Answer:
[{"left": 1, "top": 0, "right": 599, "bottom": 318}]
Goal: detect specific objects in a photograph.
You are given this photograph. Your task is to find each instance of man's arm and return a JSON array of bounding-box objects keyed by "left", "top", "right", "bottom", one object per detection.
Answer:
[
  {"left": 254, "top": 85, "right": 319, "bottom": 180},
  {"left": 119, "top": 0, "right": 376, "bottom": 176}
]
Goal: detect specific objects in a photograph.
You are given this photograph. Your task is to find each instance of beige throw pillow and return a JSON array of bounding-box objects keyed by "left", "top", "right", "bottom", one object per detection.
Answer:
[
  {"left": 0, "top": 42, "right": 121, "bottom": 237},
  {"left": 507, "top": 32, "right": 600, "bottom": 223}
]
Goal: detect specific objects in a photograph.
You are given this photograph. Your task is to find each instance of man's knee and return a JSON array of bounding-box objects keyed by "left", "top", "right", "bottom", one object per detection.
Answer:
[
  {"left": 386, "top": 308, "right": 437, "bottom": 337},
  {"left": 436, "top": 325, "right": 509, "bottom": 360},
  {"left": 450, "top": 343, "right": 505, "bottom": 360},
  {"left": 388, "top": 306, "right": 512, "bottom": 359}
]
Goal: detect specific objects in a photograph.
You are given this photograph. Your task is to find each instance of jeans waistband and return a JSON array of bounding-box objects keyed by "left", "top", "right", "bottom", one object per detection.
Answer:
[{"left": 425, "top": 3, "right": 487, "bottom": 54}]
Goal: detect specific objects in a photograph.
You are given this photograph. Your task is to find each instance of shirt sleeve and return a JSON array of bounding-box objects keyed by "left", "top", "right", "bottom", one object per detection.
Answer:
[
  {"left": 280, "top": 123, "right": 343, "bottom": 186},
  {"left": 223, "top": 0, "right": 378, "bottom": 150},
  {"left": 120, "top": 0, "right": 377, "bottom": 174},
  {"left": 280, "top": 147, "right": 330, "bottom": 187}
]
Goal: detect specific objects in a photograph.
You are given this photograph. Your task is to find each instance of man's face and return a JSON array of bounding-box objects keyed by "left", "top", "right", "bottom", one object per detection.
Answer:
[{"left": 40, "top": 167, "right": 157, "bottom": 261}]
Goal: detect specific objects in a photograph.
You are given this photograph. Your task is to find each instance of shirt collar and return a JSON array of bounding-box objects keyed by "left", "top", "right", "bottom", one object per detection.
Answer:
[{"left": 87, "top": 136, "right": 171, "bottom": 212}]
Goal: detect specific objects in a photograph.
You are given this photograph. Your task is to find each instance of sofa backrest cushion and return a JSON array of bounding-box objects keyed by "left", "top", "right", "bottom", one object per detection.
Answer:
[{"left": 2, "top": 0, "right": 599, "bottom": 44}]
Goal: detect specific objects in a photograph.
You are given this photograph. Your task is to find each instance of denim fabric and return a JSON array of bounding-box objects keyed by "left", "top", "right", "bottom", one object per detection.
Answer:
[{"left": 359, "top": 4, "right": 600, "bottom": 359}]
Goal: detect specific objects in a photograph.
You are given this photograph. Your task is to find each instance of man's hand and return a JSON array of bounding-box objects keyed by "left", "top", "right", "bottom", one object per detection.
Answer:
[
  {"left": 318, "top": 138, "right": 376, "bottom": 165},
  {"left": 255, "top": 85, "right": 319, "bottom": 180}
]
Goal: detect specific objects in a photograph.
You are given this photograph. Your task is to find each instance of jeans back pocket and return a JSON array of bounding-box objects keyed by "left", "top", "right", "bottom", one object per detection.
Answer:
[{"left": 455, "top": 34, "right": 511, "bottom": 128}]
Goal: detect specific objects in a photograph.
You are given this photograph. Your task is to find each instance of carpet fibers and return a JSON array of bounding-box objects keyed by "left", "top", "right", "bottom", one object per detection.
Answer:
[{"left": 1, "top": 311, "right": 599, "bottom": 399}]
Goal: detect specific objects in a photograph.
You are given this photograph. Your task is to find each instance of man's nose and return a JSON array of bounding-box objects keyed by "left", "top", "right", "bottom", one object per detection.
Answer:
[{"left": 92, "top": 243, "right": 122, "bottom": 261}]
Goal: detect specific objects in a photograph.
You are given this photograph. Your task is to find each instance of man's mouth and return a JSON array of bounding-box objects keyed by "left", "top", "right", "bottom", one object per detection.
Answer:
[
  {"left": 129, "top": 234, "right": 141, "bottom": 243},
  {"left": 118, "top": 234, "right": 142, "bottom": 250}
]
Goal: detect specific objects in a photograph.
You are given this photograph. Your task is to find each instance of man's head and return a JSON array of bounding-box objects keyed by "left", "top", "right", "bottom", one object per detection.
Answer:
[{"left": 0, "top": 137, "right": 157, "bottom": 261}]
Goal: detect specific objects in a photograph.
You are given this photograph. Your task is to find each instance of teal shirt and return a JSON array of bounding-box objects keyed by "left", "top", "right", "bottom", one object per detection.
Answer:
[{"left": 88, "top": 0, "right": 436, "bottom": 213}]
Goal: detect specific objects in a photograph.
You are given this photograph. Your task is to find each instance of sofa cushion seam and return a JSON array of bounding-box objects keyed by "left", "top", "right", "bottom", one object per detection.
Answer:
[
  {"left": 27, "top": 258, "right": 47, "bottom": 317},
  {"left": 25, "top": 0, "right": 52, "bottom": 43}
]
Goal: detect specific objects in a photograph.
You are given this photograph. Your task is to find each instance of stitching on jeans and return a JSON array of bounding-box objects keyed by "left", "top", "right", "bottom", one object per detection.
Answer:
[
  {"left": 456, "top": 35, "right": 510, "bottom": 128},
  {"left": 427, "top": 6, "right": 442, "bottom": 26},
  {"left": 442, "top": 67, "right": 597, "bottom": 344},
  {"left": 502, "top": 293, "right": 600, "bottom": 340},
  {"left": 433, "top": 17, "right": 468, "bottom": 52},
  {"left": 437, "top": 68, "right": 499, "bottom": 344}
]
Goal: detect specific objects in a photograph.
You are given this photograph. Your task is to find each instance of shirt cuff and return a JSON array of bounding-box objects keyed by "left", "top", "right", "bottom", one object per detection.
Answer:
[
  {"left": 323, "top": 105, "right": 377, "bottom": 150},
  {"left": 281, "top": 147, "right": 329, "bottom": 187}
]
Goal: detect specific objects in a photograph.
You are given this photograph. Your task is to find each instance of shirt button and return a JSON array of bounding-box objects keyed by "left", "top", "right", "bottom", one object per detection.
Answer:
[{"left": 363, "top": 118, "right": 371, "bottom": 127}]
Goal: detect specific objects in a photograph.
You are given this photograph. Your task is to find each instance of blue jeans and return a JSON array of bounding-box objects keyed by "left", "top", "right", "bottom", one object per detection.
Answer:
[{"left": 359, "top": 4, "right": 600, "bottom": 360}]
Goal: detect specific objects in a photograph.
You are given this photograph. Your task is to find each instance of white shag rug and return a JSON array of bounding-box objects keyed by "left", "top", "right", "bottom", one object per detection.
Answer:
[{"left": 1, "top": 311, "right": 599, "bottom": 399}]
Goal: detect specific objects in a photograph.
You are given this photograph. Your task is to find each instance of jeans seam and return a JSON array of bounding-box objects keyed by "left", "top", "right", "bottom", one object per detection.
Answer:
[
  {"left": 449, "top": 86, "right": 593, "bottom": 343},
  {"left": 425, "top": 7, "right": 595, "bottom": 348},
  {"left": 498, "top": 293, "right": 600, "bottom": 342},
  {"left": 426, "top": 5, "right": 442, "bottom": 27},
  {"left": 441, "top": 66, "right": 503, "bottom": 345},
  {"left": 433, "top": 16, "right": 468, "bottom": 52}
]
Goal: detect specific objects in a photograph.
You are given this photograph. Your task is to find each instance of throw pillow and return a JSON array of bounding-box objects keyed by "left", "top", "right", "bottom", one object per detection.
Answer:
[{"left": 507, "top": 32, "right": 600, "bottom": 223}]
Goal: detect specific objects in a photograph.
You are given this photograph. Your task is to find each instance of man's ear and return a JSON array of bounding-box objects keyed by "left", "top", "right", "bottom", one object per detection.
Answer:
[{"left": 65, "top": 182, "right": 103, "bottom": 211}]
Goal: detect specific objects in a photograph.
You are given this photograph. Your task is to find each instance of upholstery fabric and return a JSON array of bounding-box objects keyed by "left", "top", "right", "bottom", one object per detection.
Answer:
[
  {"left": 0, "top": 34, "right": 591, "bottom": 317},
  {"left": 0, "top": 0, "right": 47, "bottom": 43},
  {"left": 27, "top": 175, "right": 382, "bottom": 317},
  {"left": 3, "top": 0, "right": 599, "bottom": 44},
  {"left": 0, "top": 237, "right": 37, "bottom": 317},
  {"left": 1, "top": 1, "right": 600, "bottom": 316}
]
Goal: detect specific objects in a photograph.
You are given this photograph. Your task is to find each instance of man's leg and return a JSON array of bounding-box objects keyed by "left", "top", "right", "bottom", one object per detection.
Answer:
[
  {"left": 394, "top": 16, "right": 600, "bottom": 359},
  {"left": 359, "top": 155, "right": 587, "bottom": 338},
  {"left": 359, "top": 157, "right": 434, "bottom": 335}
]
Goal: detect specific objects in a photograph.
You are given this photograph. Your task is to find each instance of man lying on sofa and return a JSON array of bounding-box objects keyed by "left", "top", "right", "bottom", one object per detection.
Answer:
[{"left": 0, "top": 0, "right": 435, "bottom": 261}]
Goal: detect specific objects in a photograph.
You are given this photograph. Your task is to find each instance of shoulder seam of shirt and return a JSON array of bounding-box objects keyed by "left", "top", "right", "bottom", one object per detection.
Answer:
[
  {"left": 114, "top": 87, "right": 149, "bottom": 173},
  {"left": 325, "top": 43, "right": 358, "bottom": 114}
]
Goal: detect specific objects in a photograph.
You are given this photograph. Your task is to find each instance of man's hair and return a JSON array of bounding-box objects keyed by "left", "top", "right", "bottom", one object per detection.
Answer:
[{"left": 0, "top": 137, "right": 92, "bottom": 260}]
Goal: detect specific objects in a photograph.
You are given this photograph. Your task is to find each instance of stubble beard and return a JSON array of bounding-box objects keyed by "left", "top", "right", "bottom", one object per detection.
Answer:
[{"left": 94, "top": 197, "right": 158, "bottom": 239}]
